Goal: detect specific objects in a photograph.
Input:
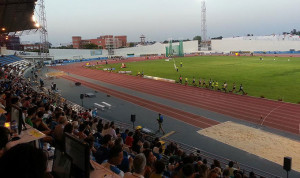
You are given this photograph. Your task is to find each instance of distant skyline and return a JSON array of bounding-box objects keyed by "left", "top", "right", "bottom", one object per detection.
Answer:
[{"left": 21, "top": 0, "right": 300, "bottom": 46}]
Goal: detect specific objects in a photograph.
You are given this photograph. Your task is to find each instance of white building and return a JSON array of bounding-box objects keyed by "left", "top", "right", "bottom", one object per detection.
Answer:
[{"left": 211, "top": 35, "right": 300, "bottom": 52}]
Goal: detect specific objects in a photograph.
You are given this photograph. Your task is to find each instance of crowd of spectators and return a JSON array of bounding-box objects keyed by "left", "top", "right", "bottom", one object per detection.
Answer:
[{"left": 0, "top": 63, "right": 261, "bottom": 178}]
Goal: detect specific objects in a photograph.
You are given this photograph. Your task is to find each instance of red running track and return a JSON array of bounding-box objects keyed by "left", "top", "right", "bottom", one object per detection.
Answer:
[
  {"left": 52, "top": 61, "right": 300, "bottom": 134},
  {"left": 61, "top": 75, "right": 219, "bottom": 129}
]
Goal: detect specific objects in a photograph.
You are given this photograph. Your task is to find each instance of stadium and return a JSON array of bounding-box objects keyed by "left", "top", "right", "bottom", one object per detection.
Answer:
[{"left": 1, "top": 0, "right": 300, "bottom": 178}]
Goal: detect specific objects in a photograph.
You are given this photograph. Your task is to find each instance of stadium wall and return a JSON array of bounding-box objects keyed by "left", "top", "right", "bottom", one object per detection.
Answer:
[
  {"left": 211, "top": 39, "right": 300, "bottom": 52},
  {"left": 49, "top": 49, "right": 108, "bottom": 60},
  {"left": 49, "top": 40, "right": 198, "bottom": 60}
]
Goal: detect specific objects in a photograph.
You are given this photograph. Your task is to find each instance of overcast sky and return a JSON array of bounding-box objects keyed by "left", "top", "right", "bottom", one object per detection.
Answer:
[{"left": 21, "top": 0, "right": 300, "bottom": 46}]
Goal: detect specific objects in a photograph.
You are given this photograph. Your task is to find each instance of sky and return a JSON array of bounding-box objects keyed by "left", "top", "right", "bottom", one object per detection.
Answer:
[{"left": 21, "top": 0, "right": 300, "bottom": 46}]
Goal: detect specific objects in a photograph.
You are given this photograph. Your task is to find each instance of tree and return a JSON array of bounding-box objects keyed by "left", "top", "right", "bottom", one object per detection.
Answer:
[
  {"left": 129, "top": 42, "right": 135, "bottom": 47},
  {"left": 82, "top": 43, "right": 98, "bottom": 49},
  {"left": 211, "top": 36, "right": 223, "bottom": 40},
  {"left": 55, "top": 45, "right": 73, "bottom": 49},
  {"left": 193, "top": 36, "right": 202, "bottom": 44}
]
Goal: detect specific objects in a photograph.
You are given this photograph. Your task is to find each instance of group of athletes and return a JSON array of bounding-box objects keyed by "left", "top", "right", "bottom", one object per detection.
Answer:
[{"left": 178, "top": 75, "right": 246, "bottom": 94}]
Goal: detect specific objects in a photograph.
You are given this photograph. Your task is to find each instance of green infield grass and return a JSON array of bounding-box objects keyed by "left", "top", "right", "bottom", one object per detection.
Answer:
[{"left": 90, "top": 56, "right": 300, "bottom": 103}]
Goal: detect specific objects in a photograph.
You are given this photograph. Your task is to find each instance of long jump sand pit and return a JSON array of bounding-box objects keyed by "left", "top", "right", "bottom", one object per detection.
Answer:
[
  {"left": 198, "top": 122, "right": 300, "bottom": 172},
  {"left": 45, "top": 71, "right": 66, "bottom": 78}
]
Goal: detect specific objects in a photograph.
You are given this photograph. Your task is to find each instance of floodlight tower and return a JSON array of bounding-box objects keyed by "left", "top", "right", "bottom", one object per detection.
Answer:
[
  {"left": 39, "top": 0, "right": 49, "bottom": 63},
  {"left": 201, "top": 0, "right": 207, "bottom": 45},
  {"left": 140, "top": 35, "right": 146, "bottom": 45}
]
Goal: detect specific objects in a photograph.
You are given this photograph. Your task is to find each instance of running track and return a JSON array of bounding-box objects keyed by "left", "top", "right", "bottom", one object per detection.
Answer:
[{"left": 52, "top": 59, "right": 300, "bottom": 134}]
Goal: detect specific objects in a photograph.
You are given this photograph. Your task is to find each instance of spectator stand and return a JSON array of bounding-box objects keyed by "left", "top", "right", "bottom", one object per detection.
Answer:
[
  {"left": 45, "top": 93, "right": 280, "bottom": 178},
  {"left": 161, "top": 138, "right": 281, "bottom": 178}
]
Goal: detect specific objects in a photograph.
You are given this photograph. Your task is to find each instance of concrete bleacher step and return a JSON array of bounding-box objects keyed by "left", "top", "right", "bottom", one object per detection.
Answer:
[{"left": 101, "top": 102, "right": 111, "bottom": 109}]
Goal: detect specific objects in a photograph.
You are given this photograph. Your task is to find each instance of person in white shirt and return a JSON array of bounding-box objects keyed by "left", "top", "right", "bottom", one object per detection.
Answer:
[
  {"left": 124, "top": 153, "right": 146, "bottom": 178},
  {"left": 101, "top": 123, "right": 110, "bottom": 136},
  {"left": 102, "top": 123, "right": 117, "bottom": 139},
  {"left": 107, "top": 127, "right": 117, "bottom": 139}
]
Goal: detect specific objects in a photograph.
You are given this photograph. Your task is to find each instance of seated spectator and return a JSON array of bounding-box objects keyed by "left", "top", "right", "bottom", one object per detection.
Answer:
[
  {"left": 102, "top": 144, "right": 124, "bottom": 177},
  {"left": 222, "top": 169, "right": 230, "bottom": 178},
  {"left": 226, "top": 161, "right": 239, "bottom": 177},
  {"left": 0, "top": 126, "right": 10, "bottom": 158},
  {"left": 22, "top": 96, "right": 31, "bottom": 108},
  {"left": 81, "top": 109, "right": 90, "bottom": 120},
  {"left": 132, "top": 129, "right": 143, "bottom": 153},
  {"left": 0, "top": 143, "right": 47, "bottom": 178},
  {"left": 102, "top": 122, "right": 110, "bottom": 136},
  {"left": 32, "top": 111, "right": 53, "bottom": 143},
  {"left": 165, "top": 142, "right": 178, "bottom": 156},
  {"left": 83, "top": 121, "right": 92, "bottom": 136},
  {"left": 110, "top": 121, "right": 115, "bottom": 128},
  {"left": 105, "top": 123, "right": 117, "bottom": 139},
  {"left": 96, "top": 119, "right": 103, "bottom": 133},
  {"left": 121, "top": 129, "right": 129, "bottom": 142},
  {"left": 95, "top": 134, "right": 113, "bottom": 164},
  {"left": 84, "top": 135, "right": 96, "bottom": 161},
  {"left": 152, "top": 142, "right": 162, "bottom": 160},
  {"left": 214, "top": 167, "right": 222, "bottom": 177},
  {"left": 125, "top": 131, "right": 134, "bottom": 147},
  {"left": 249, "top": 171, "right": 257, "bottom": 178},
  {"left": 233, "top": 170, "right": 243, "bottom": 178},
  {"left": 78, "top": 123, "right": 88, "bottom": 140},
  {"left": 116, "top": 127, "right": 121, "bottom": 137},
  {"left": 143, "top": 141, "right": 150, "bottom": 150},
  {"left": 150, "top": 160, "right": 166, "bottom": 178},
  {"left": 91, "top": 118, "right": 98, "bottom": 131},
  {"left": 125, "top": 153, "right": 146, "bottom": 178},
  {"left": 88, "top": 108, "right": 93, "bottom": 117},
  {"left": 92, "top": 108, "right": 97, "bottom": 117},
  {"left": 53, "top": 116, "right": 68, "bottom": 144},
  {"left": 198, "top": 164, "right": 209, "bottom": 178},
  {"left": 143, "top": 149, "right": 156, "bottom": 178},
  {"left": 25, "top": 107, "right": 35, "bottom": 127},
  {"left": 182, "top": 163, "right": 195, "bottom": 178},
  {"left": 72, "top": 121, "right": 79, "bottom": 136},
  {"left": 213, "top": 159, "right": 221, "bottom": 169},
  {"left": 115, "top": 137, "right": 132, "bottom": 173},
  {"left": 63, "top": 123, "right": 74, "bottom": 134},
  {"left": 207, "top": 169, "right": 218, "bottom": 178}
]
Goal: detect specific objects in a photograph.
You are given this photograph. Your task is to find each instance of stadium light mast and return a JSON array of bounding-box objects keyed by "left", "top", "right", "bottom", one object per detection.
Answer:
[
  {"left": 201, "top": 0, "right": 207, "bottom": 48},
  {"left": 39, "top": 0, "right": 49, "bottom": 64}
]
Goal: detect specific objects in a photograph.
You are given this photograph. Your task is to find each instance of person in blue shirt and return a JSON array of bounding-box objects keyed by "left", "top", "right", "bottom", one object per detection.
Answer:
[
  {"left": 121, "top": 129, "right": 129, "bottom": 142},
  {"left": 95, "top": 134, "right": 113, "bottom": 164},
  {"left": 101, "top": 144, "right": 125, "bottom": 177},
  {"left": 92, "top": 108, "right": 97, "bottom": 117},
  {"left": 156, "top": 113, "right": 165, "bottom": 135}
]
